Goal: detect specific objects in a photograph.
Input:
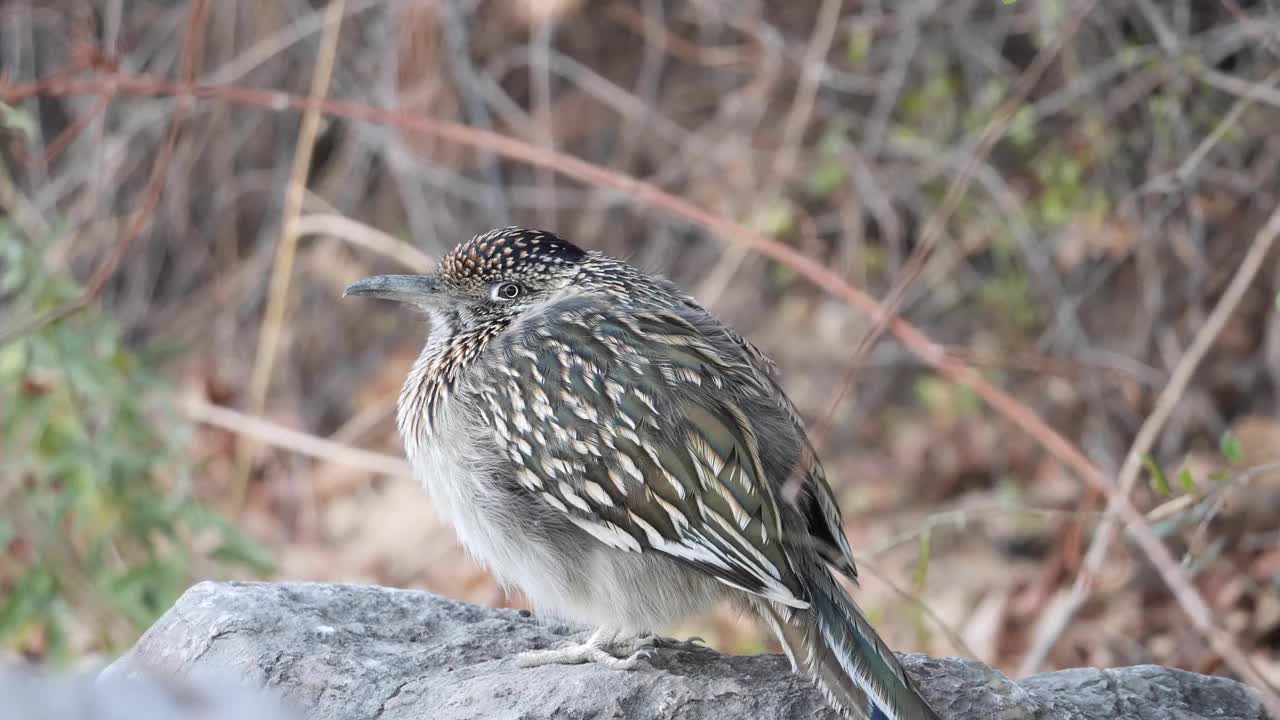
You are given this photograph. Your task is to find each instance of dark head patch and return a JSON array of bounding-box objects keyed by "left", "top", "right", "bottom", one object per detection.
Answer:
[{"left": 438, "top": 227, "right": 588, "bottom": 289}]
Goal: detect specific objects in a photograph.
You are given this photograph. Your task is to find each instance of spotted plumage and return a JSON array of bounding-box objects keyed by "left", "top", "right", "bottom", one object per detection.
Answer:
[{"left": 344, "top": 227, "right": 941, "bottom": 720}]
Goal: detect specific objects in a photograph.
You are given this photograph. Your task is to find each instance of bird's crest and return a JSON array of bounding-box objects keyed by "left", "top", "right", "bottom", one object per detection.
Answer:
[{"left": 438, "top": 227, "right": 587, "bottom": 288}]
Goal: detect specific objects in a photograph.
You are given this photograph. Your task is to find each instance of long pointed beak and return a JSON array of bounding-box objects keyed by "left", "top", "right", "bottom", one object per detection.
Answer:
[{"left": 343, "top": 274, "right": 442, "bottom": 303}]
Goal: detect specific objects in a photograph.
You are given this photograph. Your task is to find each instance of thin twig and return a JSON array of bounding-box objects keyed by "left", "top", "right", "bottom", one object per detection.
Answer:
[
  {"left": 809, "top": 0, "right": 1098, "bottom": 457},
  {"left": 860, "top": 0, "right": 930, "bottom": 157},
  {"left": 1193, "top": 65, "right": 1280, "bottom": 109},
  {"left": 1020, "top": 195, "right": 1280, "bottom": 676},
  {"left": 851, "top": 554, "right": 981, "bottom": 661},
  {"left": 862, "top": 0, "right": 1099, "bottom": 358},
  {"left": 238, "top": 0, "right": 347, "bottom": 512},
  {"left": 696, "top": 0, "right": 842, "bottom": 306},
  {"left": 1138, "top": 66, "right": 1280, "bottom": 195},
  {"left": 181, "top": 396, "right": 411, "bottom": 478},
  {"left": 0, "top": 0, "right": 207, "bottom": 347},
  {"left": 294, "top": 213, "right": 434, "bottom": 272},
  {"left": 0, "top": 156, "right": 51, "bottom": 241},
  {"left": 773, "top": 0, "right": 842, "bottom": 183},
  {"left": 529, "top": 5, "right": 557, "bottom": 230},
  {"left": 204, "top": 0, "right": 387, "bottom": 86},
  {"left": 438, "top": 0, "right": 510, "bottom": 225}
]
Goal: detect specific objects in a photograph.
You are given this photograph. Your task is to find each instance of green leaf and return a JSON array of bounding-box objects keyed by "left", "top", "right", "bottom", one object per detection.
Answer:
[
  {"left": 1219, "top": 430, "right": 1244, "bottom": 464},
  {"left": 807, "top": 158, "right": 846, "bottom": 196},
  {"left": 43, "top": 605, "right": 70, "bottom": 665},
  {"left": 0, "top": 340, "right": 27, "bottom": 381},
  {"left": 846, "top": 27, "right": 872, "bottom": 65},
  {"left": 912, "top": 527, "right": 931, "bottom": 593},
  {"left": 212, "top": 536, "right": 275, "bottom": 574},
  {"left": 1176, "top": 467, "right": 1199, "bottom": 495},
  {"left": 0, "top": 568, "right": 56, "bottom": 639},
  {"left": 0, "top": 228, "right": 28, "bottom": 295},
  {"left": 193, "top": 510, "right": 274, "bottom": 574},
  {"left": 749, "top": 199, "right": 795, "bottom": 238},
  {"left": 1008, "top": 105, "right": 1039, "bottom": 147},
  {"left": 107, "top": 559, "right": 184, "bottom": 628},
  {"left": 0, "top": 101, "right": 36, "bottom": 139},
  {"left": 1143, "top": 454, "right": 1170, "bottom": 496},
  {"left": 954, "top": 384, "right": 981, "bottom": 418},
  {"left": 913, "top": 376, "right": 946, "bottom": 413}
]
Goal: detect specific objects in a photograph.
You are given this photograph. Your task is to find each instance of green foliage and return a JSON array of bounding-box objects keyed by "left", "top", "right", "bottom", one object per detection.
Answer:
[
  {"left": 806, "top": 125, "right": 849, "bottom": 197},
  {"left": 898, "top": 69, "right": 961, "bottom": 139},
  {"left": 1175, "top": 467, "right": 1198, "bottom": 495},
  {"left": 0, "top": 101, "right": 36, "bottom": 139},
  {"left": 748, "top": 197, "right": 795, "bottom": 238},
  {"left": 1144, "top": 456, "right": 1203, "bottom": 501},
  {"left": 1007, "top": 105, "right": 1037, "bottom": 148},
  {"left": 0, "top": 222, "right": 271, "bottom": 661},
  {"left": 913, "top": 375, "right": 981, "bottom": 423},
  {"left": 1219, "top": 429, "right": 1244, "bottom": 465},
  {"left": 1144, "top": 454, "right": 1171, "bottom": 496},
  {"left": 1029, "top": 146, "right": 1109, "bottom": 228},
  {"left": 910, "top": 526, "right": 932, "bottom": 647},
  {"left": 977, "top": 271, "right": 1042, "bottom": 336},
  {"left": 912, "top": 526, "right": 931, "bottom": 593},
  {"left": 844, "top": 27, "right": 872, "bottom": 66}
]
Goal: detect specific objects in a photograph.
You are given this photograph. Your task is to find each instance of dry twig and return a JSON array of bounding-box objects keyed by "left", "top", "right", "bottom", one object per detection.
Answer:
[
  {"left": 0, "top": 0, "right": 209, "bottom": 346},
  {"left": 809, "top": 0, "right": 1098, "bottom": 458},
  {"left": 293, "top": 213, "right": 434, "bottom": 273},
  {"left": 238, "top": 0, "right": 347, "bottom": 512},
  {"left": 1020, "top": 192, "right": 1280, "bottom": 675},
  {"left": 181, "top": 396, "right": 411, "bottom": 479}
]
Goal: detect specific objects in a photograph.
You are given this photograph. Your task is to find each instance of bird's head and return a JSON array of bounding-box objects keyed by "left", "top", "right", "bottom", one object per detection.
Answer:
[{"left": 343, "top": 227, "right": 590, "bottom": 332}]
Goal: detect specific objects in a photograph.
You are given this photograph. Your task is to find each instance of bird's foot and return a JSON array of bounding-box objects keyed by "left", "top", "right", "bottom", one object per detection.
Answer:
[
  {"left": 514, "top": 629, "right": 649, "bottom": 671},
  {"left": 629, "top": 632, "right": 707, "bottom": 653}
]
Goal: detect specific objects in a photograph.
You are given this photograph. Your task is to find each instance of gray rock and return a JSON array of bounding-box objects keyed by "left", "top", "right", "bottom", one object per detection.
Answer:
[
  {"left": 0, "top": 659, "right": 297, "bottom": 720},
  {"left": 82, "top": 581, "right": 1265, "bottom": 720}
]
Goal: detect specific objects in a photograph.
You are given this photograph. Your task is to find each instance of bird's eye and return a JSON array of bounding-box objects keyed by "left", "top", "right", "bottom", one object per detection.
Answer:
[{"left": 493, "top": 282, "right": 523, "bottom": 301}]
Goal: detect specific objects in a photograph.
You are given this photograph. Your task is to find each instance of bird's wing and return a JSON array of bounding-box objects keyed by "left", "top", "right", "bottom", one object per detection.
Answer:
[
  {"left": 480, "top": 295, "right": 810, "bottom": 609},
  {"left": 677, "top": 296, "right": 861, "bottom": 583}
]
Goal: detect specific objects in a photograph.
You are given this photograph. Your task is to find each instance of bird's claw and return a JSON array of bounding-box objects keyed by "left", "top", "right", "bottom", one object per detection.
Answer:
[
  {"left": 634, "top": 633, "right": 707, "bottom": 652},
  {"left": 514, "top": 630, "right": 706, "bottom": 670},
  {"left": 515, "top": 631, "right": 648, "bottom": 671}
]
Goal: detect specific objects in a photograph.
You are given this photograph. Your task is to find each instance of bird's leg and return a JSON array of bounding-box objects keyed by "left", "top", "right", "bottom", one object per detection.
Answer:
[{"left": 514, "top": 627, "right": 649, "bottom": 670}]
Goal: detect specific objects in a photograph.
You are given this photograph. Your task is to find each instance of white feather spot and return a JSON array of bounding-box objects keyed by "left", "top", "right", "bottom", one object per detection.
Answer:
[
  {"left": 582, "top": 481, "right": 613, "bottom": 506},
  {"left": 559, "top": 481, "right": 591, "bottom": 513},
  {"left": 541, "top": 492, "right": 568, "bottom": 513},
  {"left": 570, "top": 518, "right": 641, "bottom": 552}
]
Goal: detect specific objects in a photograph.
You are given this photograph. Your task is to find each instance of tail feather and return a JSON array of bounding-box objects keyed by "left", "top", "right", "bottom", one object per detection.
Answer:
[
  {"left": 755, "top": 599, "right": 867, "bottom": 717},
  {"left": 754, "top": 570, "right": 940, "bottom": 720}
]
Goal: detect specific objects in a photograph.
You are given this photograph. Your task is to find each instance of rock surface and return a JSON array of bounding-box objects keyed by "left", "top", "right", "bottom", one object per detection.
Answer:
[
  {"left": 83, "top": 581, "right": 1266, "bottom": 720},
  {"left": 0, "top": 658, "right": 296, "bottom": 720}
]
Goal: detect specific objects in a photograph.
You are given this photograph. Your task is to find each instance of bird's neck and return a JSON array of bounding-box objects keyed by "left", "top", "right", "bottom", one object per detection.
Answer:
[{"left": 396, "top": 311, "right": 500, "bottom": 448}]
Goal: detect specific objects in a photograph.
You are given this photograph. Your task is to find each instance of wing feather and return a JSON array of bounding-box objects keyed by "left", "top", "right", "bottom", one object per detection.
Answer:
[{"left": 483, "top": 295, "right": 810, "bottom": 609}]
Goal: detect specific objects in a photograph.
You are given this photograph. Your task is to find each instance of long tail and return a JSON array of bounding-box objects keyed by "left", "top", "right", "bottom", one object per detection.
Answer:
[{"left": 753, "top": 569, "right": 941, "bottom": 720}]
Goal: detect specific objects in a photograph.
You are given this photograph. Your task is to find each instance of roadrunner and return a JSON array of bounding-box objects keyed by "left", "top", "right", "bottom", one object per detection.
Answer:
[{"left": 344, "top": 227, "right": 941, "bottom": 720}]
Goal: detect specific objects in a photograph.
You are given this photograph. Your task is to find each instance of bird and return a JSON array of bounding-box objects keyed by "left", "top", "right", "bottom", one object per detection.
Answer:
[{"left": 344, "top": 226, "right": 941, "bottom": 720}]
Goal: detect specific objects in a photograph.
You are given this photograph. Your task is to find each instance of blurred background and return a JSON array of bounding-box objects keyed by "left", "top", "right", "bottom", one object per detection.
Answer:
[{"left": 1, "top": 0, "right": 1278, "bottom": 694}]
